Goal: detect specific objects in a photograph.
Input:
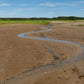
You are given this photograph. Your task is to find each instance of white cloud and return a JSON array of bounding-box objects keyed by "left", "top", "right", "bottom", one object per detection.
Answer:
[
  {"left": 5, "top": 7, "right": 37, "bottom": 17},
  {"left": 40, "top": 2, "right": 55, "bottom": 7},
  {"left": 22, "top": 8, "right": 36, "bottom": 10},
  {"left": 20, "top": 4, "right": 28, "bottom": 6},
  {"left": 18, "top": 8, "right": 37, "bottom": 11},
  {"left": 40, "top": 2, "right": 76, "bottom": 7},
  {"left": 76, "top": 1, "right": 84, "bottom": 4},
  {"left": 55, "top": 3, "right": 76, "bottom": 6},
  {"left": 80, "top": 9, "right": 84, "bottom": 10},
  {"left": 9, "top": 10, "right": 22, "bottom": 16},
  {"left": 53, "top": 7, "right": 65, "bottom": 10},
  {"left": 0, "top": 3, "right": 11, "bottom": 6},
  {"left": 7, "top": 8, "right": 36, "bottom": 16}
]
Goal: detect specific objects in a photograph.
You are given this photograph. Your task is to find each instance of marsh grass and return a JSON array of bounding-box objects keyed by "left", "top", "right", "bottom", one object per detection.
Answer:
[
  {"left": 0, "top": 20, "right": 84, "bottom": 25},
  {"left": 0, "top": 20, "right": 50, "bottom": 25},
  {"left": 77, "top": 24, "right": 84, "bottom": 26}
]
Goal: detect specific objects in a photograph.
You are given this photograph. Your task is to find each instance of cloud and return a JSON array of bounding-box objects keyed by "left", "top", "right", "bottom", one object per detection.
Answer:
[
  {"left": 0, "top": 3, "right": 11, "bottom": 6},
  {"left": 40, "top": 2, "right": 76, "bottom": 7},
  {"left": 8, "top": 9, "right": 22, "bottom": 16},
  {"left": 5, "top": 8, "right": 37, "bottom": 17},
  {"left": 22, "top": 8, "right": 36, "bottom": 10},
  {"left": 18, "top": 8, "right": 37, "bottom": 11},
  {"left": 55, "top": 3, "right": 76, "bottom": 6},
  {"left": 76, "top": 1, "right": 84, "bottom": 4},
  {"left": 40, "top": 2, "right": 56, "bottom": 7},
  {"left": 20, "top": 4, "right": 28, "bottom": 6},
  {"left": 80, "top": 9, "right": 84, "bottom": 10},
  {"left": 53, "top": 7, "right": 65, "bottom": 10}
]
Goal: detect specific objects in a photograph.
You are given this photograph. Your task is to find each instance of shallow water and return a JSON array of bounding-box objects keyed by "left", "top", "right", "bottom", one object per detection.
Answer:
[{"left": 17, "top": 25, "right": 84, "bottom": 48}]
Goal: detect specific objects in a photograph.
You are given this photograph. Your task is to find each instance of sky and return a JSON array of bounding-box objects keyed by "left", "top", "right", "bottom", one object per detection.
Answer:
[{"left": 0, "top": 0, "right": 84, "bottom": 18}]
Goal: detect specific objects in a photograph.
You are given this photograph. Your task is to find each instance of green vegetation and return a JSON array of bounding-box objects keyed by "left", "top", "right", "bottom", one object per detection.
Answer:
[
  {"left": 0, "top": 20, "right": 50, "bottom": 25},
  {"left": 0, "top": 16, "right": 84, "bottom": 25},
  {"left": 0, "top": 16, "right": 84, "bottom": 20},
  {"left": 0, "top": 20, "right": 83, "bottom": 25},
  {"left": 77, "top": 24, "right": 84, "bottom": 26}
]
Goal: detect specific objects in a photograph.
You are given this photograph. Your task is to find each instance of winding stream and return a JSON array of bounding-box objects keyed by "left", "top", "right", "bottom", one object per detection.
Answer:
[
  {"left": 1, "top": 25, "right": 84, "bottom": 84},
  {"left": 17, "top": 26, "right": 83, "bottom": 47}
]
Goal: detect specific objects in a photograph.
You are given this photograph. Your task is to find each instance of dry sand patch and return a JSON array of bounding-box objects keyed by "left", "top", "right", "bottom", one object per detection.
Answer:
[
  {"left": 35, "top": 60, "right": 84, "bottom": 84},
  {"left": 0, "top": 23, "right": 82, "bottom": 83}
]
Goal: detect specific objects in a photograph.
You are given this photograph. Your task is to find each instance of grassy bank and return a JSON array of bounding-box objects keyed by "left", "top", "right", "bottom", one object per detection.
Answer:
[
  {"left": 0, "top": 20, "right": 50, "bottom": 25},
  {"left": 0, "top": 20, "right": 84, "bottom": 25}
]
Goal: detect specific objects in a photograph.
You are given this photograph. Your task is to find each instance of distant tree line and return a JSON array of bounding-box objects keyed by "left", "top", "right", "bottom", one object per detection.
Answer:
[{"left": 0, "top": 16, "right": 84, "bottom": 20}]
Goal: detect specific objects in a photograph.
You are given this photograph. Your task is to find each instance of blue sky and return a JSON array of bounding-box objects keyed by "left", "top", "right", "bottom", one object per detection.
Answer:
[{"left": 0, "top": 0, "right": 84, "bottom": 18}]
